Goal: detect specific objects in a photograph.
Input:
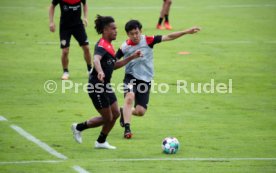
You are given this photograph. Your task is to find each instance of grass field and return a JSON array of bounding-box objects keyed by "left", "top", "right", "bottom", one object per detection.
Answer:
[{"left": 0, "top": 0, "right": 276, "bottom": 172}]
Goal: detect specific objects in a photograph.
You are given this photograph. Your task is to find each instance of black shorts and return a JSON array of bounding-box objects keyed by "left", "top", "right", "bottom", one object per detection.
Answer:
[
  {"left": 88, "top": 77, "right": 117, "bottom": 110},
  {"left": 59, "top": 24, "right": 89, "bottom": 48},
  {"left": 123, "top": 74, "right": 151, "bottom": 109}
]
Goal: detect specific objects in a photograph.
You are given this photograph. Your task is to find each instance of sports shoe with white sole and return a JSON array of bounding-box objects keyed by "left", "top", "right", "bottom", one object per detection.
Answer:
[
  {"left": 71, "top": 123, "right": 82, "bottom": 144},
  {"left": 94, "top": 141, "right": 116, "bottom": 149},
  {"left": 61, "top": 72, "right": 69, "bottom": 80}
]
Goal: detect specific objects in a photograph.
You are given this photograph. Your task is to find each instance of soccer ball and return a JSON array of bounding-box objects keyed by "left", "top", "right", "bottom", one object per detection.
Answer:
[{"left": 162, "top": 137, "right": 179, "bottom": 154}]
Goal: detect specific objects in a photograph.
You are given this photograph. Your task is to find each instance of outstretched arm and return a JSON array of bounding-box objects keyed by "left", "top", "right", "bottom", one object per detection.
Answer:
[
  {"left": 114, "top": 50, "right": 143, "bottom": 70},
  {"left": 49, "top": 4, "right": 56, "bottom": 32},
  {"left": 162, "top": 27, "right": 201, "bottom": 42}
]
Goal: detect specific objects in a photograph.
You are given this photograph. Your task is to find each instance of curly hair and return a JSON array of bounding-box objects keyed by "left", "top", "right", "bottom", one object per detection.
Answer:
[{"left": 94, "top": 15, "right": 115, "bottom": 34}]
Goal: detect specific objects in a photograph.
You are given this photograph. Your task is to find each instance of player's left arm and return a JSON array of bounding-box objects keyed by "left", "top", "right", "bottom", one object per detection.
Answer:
[
  {"left": 82, "top": 0, "right": 88, "bottom": 27},
  {"left": 162, "top": 27, "right": 201, "bottom": 42}
]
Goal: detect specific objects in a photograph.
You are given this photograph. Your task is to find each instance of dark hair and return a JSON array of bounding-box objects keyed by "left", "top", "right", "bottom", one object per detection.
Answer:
[
  {"left": 94, "top": 15, "right": 115, "bottom": 34},
  {"left": 125, "top": 20, "right": 142, "bottom": 33}
]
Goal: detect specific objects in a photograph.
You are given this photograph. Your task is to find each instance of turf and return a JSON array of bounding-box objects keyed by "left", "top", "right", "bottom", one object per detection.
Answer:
[{"left": 0, "top": 0, "right": 275, "bottom": 172}]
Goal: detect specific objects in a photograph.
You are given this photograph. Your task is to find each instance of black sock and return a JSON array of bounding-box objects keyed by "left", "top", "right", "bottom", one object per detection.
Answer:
[
  {"left": 125, "top": 123, "right": 130, "bottom": 132},
  {"left": 76, "top": 121, "right": 88, "bottom": 131},
  {"left": 87, "top": 64, "right": 92, "bottom": 72},
  {"left": 158, "top": 17, "right": 163, "bottom": 25},
  {"left": 97, "top": 132, "right": 107, "bottom": 143},
  {"left": 63, "top": 68, "right": 69, "bottom": 73},
  {"left": 165, "top": 15, "right": 169, "bottom": 22}
]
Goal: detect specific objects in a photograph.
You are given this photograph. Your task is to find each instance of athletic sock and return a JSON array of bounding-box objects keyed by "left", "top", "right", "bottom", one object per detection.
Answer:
[
  {"left": 87, "top": 64, "right": 92, "bottom": 72},
  {"left": 63, "top": 68, "right": 69, "bottom": 73},
  {"left": 76, "top": 121, "right": 88, "bottom": 131},
  {"left": 97, "top": 132, "right": 107, "bottom": 143},
  {"left": 165, "top": 15, "right": 169, "bottom": 22},
  {"left": 158, "top": 17, "right": 163, "bottom": 25},
  {"left": 125, "top": 123, "right": 130, "bottom": 132}
]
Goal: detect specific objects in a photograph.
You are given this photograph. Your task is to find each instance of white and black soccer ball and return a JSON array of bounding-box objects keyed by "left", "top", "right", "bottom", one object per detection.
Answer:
[{"left": 162, "top": 137, "right": 179, "bottom": 154}]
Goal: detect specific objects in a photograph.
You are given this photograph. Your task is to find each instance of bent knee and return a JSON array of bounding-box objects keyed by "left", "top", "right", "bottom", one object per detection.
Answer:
[{"left": 135, "top": 108, "right": 146, "bottom": 116}]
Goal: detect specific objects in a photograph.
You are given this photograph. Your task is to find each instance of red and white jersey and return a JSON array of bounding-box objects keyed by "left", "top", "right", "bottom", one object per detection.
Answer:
[{"left": 116, "top": 35, "right": 162, "bottom": 82}]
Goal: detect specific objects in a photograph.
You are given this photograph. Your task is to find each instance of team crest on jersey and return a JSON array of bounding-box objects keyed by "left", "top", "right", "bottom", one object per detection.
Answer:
[
  {"left": 63, "top": 5, "right": 69, "bottom": 11},
  {"left": 61, "top": 40, "right": 67, "bottom": 46}
]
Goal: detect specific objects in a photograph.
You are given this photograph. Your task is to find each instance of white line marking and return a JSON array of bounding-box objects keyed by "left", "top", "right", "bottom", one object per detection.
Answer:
[
  {"left": 10, "top": 125, "right": 68, "bottom": 160},
  {"left": 36, "top": 41, "right": 59, "bottom": 45},
  {"left": 206, "top": 4, "right": 276, "bottom": 8},
  {"left": 0, "top": 6, "right": 36, "bottom": 9},
  {"left": 0, "top": 160, "right": 63, "bottom": 165},
  {"left": 0, "top": 116, "right": 8, "bottom": 121},
  {"left": 202, "top": 41, "right": 276, "bottom": 44},
  {"left": 202, "top": 41, "right": 253, "bottom": 44},
  {"left": 73, "top": 165, "right": 90, "bottom": 173},
  {"left": 0, "top": 41, "right": 16, "bottom": 45},
  {"left": 100, "top": 158, "right": 276, "bottom": 162}
]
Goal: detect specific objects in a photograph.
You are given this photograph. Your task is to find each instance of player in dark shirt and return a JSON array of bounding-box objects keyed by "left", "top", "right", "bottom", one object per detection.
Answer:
[
  {"left": 71, "top": 15, "right": 142, "bottom": 149},
  {"left": 49, "top": 0, "right": 92, "bottom": 80}
]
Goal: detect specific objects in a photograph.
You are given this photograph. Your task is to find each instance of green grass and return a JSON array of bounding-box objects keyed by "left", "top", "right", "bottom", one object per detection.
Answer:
[{"left": 0, "top": 0, "right": 276, "bottom": 172}]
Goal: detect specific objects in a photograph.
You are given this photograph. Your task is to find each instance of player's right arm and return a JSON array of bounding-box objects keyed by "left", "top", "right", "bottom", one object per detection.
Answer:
[
  {"left": 49, "top": 4, "right": 56, "bottom": 32},
  {"left": 93, "top": 55, "right": 105, "bottom": 82},
  {"left": 114, "top": 50, "right": 143, "bottom": 70}
]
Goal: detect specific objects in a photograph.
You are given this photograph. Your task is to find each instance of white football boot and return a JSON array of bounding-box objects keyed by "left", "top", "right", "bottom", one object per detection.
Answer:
[
  {"left": 71, "top": 123, "right": 82, "bottom": 144},
  {"left": 94, "top": 141, "right": 116, "bottom": 149}
]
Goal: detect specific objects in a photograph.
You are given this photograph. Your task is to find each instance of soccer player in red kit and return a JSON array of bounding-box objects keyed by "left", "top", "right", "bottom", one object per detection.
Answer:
[{"left": 71, "top": 15, "right": 142, "bottom": 149}]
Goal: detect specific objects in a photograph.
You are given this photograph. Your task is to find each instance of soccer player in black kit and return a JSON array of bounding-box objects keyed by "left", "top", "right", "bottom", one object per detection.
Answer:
[
  {"left": 49, "top": 0, "right": 92, "bottom": 80},
  {"left": 71, "top": 15, "right": 142, "bottom": 149}
]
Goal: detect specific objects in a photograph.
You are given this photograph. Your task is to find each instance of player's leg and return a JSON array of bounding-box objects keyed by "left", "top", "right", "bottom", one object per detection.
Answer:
[
  {"left": 132, "top": 80, "right": 151, "bottom": 116},
  {"left": 163, "top": 0, "right": 172, "bottom": 30},
  {"left": 73, "top": 24, "right": 92, "bottom": 73},
  {"left": 122, "top": 92, "right": 135, "bottom": 138},
  {"left": 60, "top": 28, "right": 71, "bottom": 80},
  {"left": 82, "top": 45, "right": 92, "bottom": 73},
  {"left": 156, "top": 0, "right": 166, "bottom": 29},
  {"left": 95, "top": 93, "right": 119, "bottom": 149}
]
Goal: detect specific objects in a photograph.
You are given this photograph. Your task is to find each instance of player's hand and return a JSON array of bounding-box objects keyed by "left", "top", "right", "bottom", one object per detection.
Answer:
[
  {"left": 97, "top": 71, "right": 105, "bottom": 82},
  {"left": 49, "top": 22, "right": 56, "bottom": 32},
  {"left": 83, "top": 18, "right": 88, "bottom": 27},
  {"left": 131, "top": 50, "right": 143, "bottom": 59},
  {"left": 185, "top": 27, "right": 201, "bottom": 34}
]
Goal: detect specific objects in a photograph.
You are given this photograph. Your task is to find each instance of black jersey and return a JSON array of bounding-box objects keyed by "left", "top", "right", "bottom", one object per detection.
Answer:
[
  {"left": 91, "top": 38, "right": 118, "bottom": 84},
  {"left": 52, "top": 0, "right": 86, "bottom": 28}
]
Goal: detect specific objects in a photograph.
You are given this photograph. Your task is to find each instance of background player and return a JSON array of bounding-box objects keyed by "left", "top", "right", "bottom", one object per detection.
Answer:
[
  {"left": 116, "top": 20, "right": 200, "bottom": 139},
  {"left": 49, "top": 0, "right": 92, "bottom": 80},
  {"left": 156, "top": 0, "right": 173, "bottom": 30},
  {"left": 71, "top": 15, "right": 142, "bottom": 149}
]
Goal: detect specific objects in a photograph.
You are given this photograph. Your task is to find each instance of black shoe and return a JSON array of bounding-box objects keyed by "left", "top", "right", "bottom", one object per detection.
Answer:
[{"left": 119, "top": 107, "right": 125, "bottom": 127}]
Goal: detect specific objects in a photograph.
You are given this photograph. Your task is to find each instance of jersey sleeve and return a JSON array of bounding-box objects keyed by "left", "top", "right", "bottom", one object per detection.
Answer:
[
  {"left": 52, "top": 0, "right": 59, "bottom": 6},
  {"left": 81, "top": 0, "right": 86, "bottom": 5},
  {"left": 115, "top": 48, "right": 124, "bottom": 60},
  {"left": 146, "top": 35, "right": 162, "bottom": 48},
  {"left": 94, "top": 46, "right": 107, "bottom": 57}
]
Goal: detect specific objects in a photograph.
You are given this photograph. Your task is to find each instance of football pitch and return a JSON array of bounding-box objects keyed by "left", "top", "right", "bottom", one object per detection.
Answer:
[{"left": 0, "top": 0, "right": 276, "bottom": 172}]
